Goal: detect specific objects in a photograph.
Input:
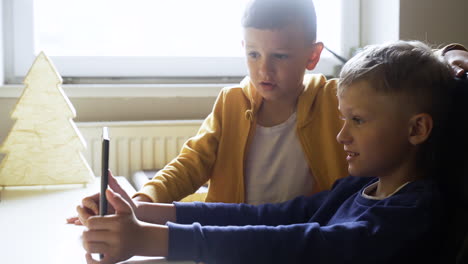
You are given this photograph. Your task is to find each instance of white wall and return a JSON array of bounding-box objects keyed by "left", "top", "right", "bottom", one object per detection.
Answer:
[
  {"left": 360, "top": 0, "right": 400, "bottom": 46},
  {"left": 399, "top": 0, "right": 468, "bottom": 47},
  {"left": 361, "top": 0, "right": 468, "bottom": 48}
]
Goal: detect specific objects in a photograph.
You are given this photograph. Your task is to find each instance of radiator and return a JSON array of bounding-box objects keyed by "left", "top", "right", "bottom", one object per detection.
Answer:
[{"left": 76, "top": 120, "right": 203, "bottom": 180}]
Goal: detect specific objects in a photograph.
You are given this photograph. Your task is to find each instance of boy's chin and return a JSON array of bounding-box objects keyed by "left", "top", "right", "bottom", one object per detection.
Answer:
[
  {"left": 258, "top": 93, "right": 281, "bottom": 102},
  {"left": 350, "top": 174, "right": 374, "bottom": 178},
  {"left": 348, "top": 170, "right": 372, "bottom": 178}
]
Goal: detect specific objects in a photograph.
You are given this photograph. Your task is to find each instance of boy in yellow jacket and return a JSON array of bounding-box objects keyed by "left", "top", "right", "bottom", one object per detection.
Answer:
[{"left": 134, "top": 0, "right": 346, "bottom": 204}]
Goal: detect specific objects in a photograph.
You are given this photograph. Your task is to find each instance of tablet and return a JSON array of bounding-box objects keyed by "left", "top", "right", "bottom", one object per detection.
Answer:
[{"left": 100, "top": 127, "right": 110, "bottom": 216}]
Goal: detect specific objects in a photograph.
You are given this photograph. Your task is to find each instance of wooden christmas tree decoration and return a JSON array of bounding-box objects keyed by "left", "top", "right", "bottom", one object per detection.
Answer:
[{"left": 0, "top": 52, "right": 95, "bottom": 186}]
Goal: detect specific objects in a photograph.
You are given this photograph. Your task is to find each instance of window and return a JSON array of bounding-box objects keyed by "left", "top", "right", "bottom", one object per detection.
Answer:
[{"left": 5, "top": 0, "right": 359, "bottom": 83}]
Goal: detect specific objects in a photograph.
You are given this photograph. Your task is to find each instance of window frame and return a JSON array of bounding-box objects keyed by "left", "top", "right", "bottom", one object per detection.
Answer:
[{"left": 3, "top": 0, "right": 360, "bottom": 85}]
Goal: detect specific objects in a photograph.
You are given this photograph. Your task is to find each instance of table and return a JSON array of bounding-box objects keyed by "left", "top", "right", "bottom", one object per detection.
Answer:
[{"left": 0, "top": 177, "right": 193, "bottom": 264}]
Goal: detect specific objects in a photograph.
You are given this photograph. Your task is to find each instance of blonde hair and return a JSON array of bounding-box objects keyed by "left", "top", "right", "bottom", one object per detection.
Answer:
[
  {"left": 338, "top": 41, "right": 452, "bottom": 117},
  {"left": 241, "top": 0, "right": 317, "bottom": 43}
]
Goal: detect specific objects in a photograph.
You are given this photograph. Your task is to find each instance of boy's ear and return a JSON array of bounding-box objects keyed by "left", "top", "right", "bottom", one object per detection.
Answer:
[
  {"left": 408, "top": 113, "right": 433, "bottom": 145},
  {"left": 306, "top": 42, "right": 324, "bottom": 71}
]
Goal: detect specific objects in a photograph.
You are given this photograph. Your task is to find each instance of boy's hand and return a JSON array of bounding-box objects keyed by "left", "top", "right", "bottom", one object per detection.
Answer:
[
  {"left": 444, "top": 49, "right": 468, "bottom": 78},
  {"left": 67, "top": 171, "right": 137, "bottom": 226},
  {"left": 82, "top": 189, "right": 169, "bottom": 264},
  {"left": 75, "top": 192, "right": 109, "bottom": 226},
  {"left": 66, "top": 193, "right": 98, "bottom": 225},
  {"left": 82, "top": 189, "right": 140, "bottom": 264}
]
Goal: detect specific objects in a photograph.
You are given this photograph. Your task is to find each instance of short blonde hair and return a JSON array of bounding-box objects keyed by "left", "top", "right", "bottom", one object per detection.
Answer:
[
  {"left": 338, "top": 41, "right": 452, "bottom": 117},
  {"left": 242, "top": 0, "right": 317, "bottom": 43}
]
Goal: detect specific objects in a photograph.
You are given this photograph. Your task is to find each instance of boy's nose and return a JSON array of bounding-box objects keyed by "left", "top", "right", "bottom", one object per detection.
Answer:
[
  {"left": 336, "top": 123, "right": 352, "bottom": 145},
  {"left": 259, "top": 58, "right": 274, "bottom": 76}
]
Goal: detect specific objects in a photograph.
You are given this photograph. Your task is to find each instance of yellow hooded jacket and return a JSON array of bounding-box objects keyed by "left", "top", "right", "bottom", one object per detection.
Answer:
[{"left": 135, "top": 74, "right": 348, "bottom": 203}]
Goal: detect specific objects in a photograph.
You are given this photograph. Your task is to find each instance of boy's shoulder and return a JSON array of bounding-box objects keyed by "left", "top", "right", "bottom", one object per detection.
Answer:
[
  {"left": 302, "top": 74, "right": 340, "bottom": 99},
  {"left": 220, "top": 76, "right": 250, "bottom": 94},
  {"left": 303, "top": 73, "right": 338, "bottom": 87},
  {"left": 218, "top": 74, "right": 341, "bottom": 106},
  {"left": 220, "top": 76, "right": 260, "bottom": 104},
  {"left": 222, "top": 74, "right": 339, "bottom": 95}
]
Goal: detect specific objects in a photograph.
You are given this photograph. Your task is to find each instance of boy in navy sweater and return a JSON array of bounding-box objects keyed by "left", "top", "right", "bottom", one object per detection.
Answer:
[{"left": 80, "top": 41, "right": 455, "bottom": 264}]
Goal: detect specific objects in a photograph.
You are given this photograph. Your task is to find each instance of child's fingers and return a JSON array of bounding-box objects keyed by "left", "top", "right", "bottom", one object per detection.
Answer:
[
  {"left": 452, "top": 65, "right": 466, "bottom": 78},
  {"left": 82, "top": 240, "right": 108, "bottom": 255},
  {"left": 108, "top": 171, "right": 125, "bottom": 195},
  {"left": 82, "top": 229, "right": 115, "bottom": 246},
  {"left": 82, "top": 193, "right": 100, "bottom": 215},
  {"left": 106, "top": 189, "right": 133, "bottom": 215},
  {"left": 66, "top": 216, "right": 79, "bottom": 224},
  {"left": 108, "top": 171, "right": 135, "bottom": 208},
  {"left": 66, "top": 216, "right": 83, "bottom": 225},
  {"left": 107, "top": 170, "right": 118, "bottom": 186},
  {"left": 86, "top": 216, "right": 112, "bottom": 230},
  {"left": 76, "top": 205, "right": 93, "bottom": 226},
  {"left": 82, "top": 230, "right": 113, "bottom": 262}
]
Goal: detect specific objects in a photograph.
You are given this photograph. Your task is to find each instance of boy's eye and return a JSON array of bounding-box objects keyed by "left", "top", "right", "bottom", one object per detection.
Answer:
[
  {"left": 248, "top": 51, "right": 260, "bottom": 59},
  {"left": 273, "top": 54, "right": 289, "bottom": 59},
  {"left": 352, "top": 116, "right": 364, "bottom": 125}
]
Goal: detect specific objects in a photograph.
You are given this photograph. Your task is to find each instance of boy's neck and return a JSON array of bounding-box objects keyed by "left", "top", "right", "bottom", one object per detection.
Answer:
[
  {"left": 257, "top": 98, "right": 298, "bottom": 127},
  {"left": 374, "top": 166, "right": 423, "bottom": 199}
]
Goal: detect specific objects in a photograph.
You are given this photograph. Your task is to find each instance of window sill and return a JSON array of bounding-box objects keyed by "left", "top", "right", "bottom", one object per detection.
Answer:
[{"left": 0, "top": 83, "right": 227, "bottom": 98}]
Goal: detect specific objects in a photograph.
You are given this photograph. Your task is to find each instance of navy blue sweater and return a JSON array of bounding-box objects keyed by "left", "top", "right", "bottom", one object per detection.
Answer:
[{"left": 167, "top": 176, "right": 443, "bottom": 264}]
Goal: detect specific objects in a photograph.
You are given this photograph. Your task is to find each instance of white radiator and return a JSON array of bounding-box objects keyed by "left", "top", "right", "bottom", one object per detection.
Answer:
[{"left": 76, "top": 120, "right": 203, "bottom": 180}]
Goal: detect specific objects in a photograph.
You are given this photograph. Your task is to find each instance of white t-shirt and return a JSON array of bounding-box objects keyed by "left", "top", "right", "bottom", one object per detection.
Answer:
[
  {"left": 245, "top": 112, "right": 314, "bottom": 205},
  {"left": 362, "top": 180, "right": 411, "bottom": 200}
]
